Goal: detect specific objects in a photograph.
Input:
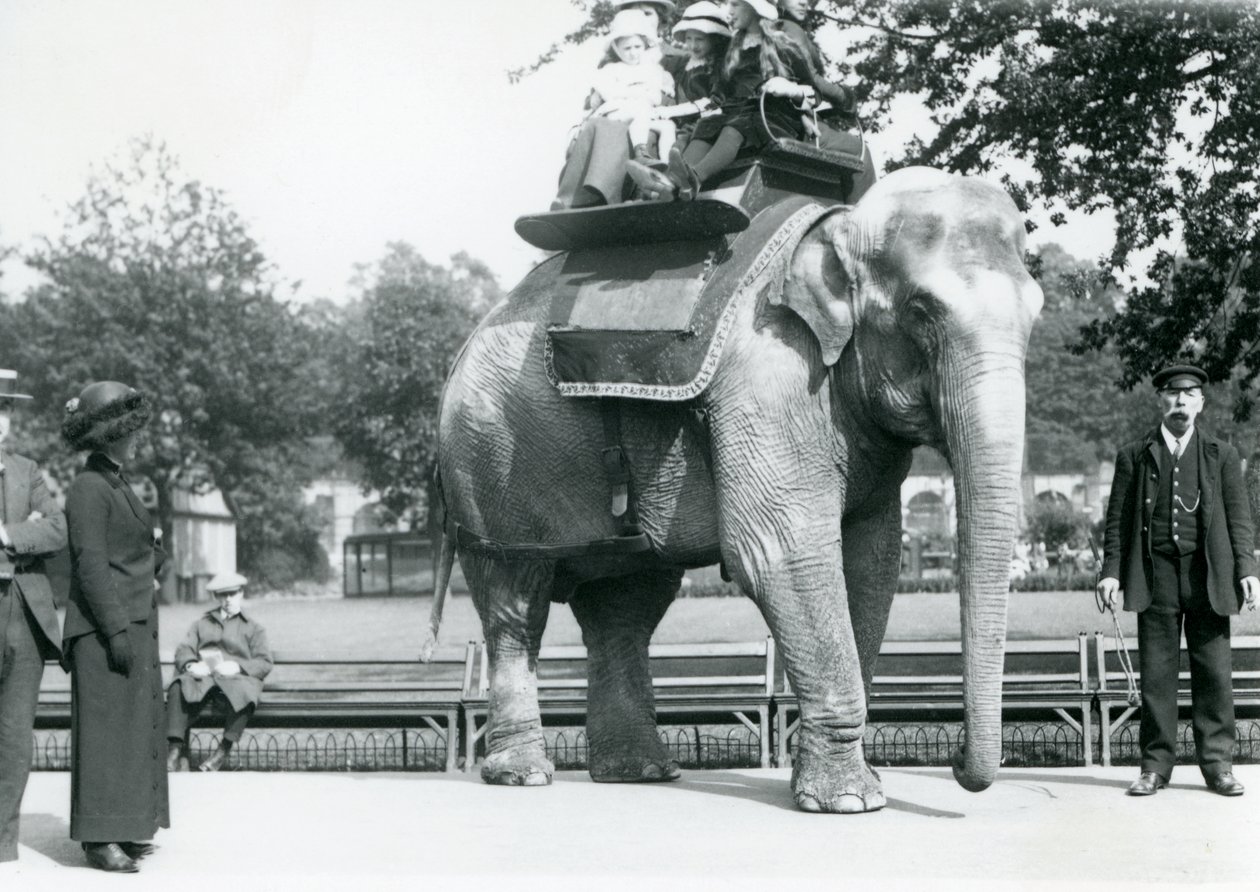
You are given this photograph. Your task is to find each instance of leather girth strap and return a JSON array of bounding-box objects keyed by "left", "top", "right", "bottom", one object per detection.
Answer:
[
  {"left": 454, "top": 523, "right": 650, "bottom": 561},
  {"left": 600, "top": 398, "right": 642, "bottom": 537}
]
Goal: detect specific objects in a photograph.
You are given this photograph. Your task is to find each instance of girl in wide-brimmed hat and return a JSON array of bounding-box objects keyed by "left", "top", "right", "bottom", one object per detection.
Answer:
[
  {"left": 650, "top": 0, "right": 855, "bottom": 200},
  {"left": 586, "top": 9, "right": 679, "bottom": 169},
  {"left": 607, "top": 0, "right": 681, "bottom": 64},
  {"left": 625, "top": 1, "right": 731, "bottom": 192},
  {"left": 664, "top": 2, "right": 731, "bottom": 137}
]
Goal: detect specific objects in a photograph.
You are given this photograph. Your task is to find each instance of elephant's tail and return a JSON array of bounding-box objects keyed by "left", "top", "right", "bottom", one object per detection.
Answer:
[
  {"left": 419, "top": 470, "right": 456, "bottom": 663},
  {"left": 418, "top": 528, "right": 455, "bottom": 662}
]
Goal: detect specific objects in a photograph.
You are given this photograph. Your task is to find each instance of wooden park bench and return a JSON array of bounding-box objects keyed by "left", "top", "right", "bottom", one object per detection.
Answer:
[
  {"left": 462, "top": 638, "right": 776, "bottom": 772},
  {"left": 1093, "top": 632, "right": 1260, "bottom": 767},
  {"left": 775, "top": 634, "right": 1094, "bottom": 768},
  {"left": 36, "top": 642, "right": 476, "bottom": 773}
]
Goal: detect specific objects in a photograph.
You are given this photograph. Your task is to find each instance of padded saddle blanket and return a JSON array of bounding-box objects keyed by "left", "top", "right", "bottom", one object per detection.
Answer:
[{"left": 544, "top": 196, "right": 833, "bottom": 400}]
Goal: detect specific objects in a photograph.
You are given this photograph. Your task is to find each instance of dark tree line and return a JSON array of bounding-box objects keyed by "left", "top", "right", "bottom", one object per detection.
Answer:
[{"left": 0, "top": 139, "right": 490, "bottom": 588}]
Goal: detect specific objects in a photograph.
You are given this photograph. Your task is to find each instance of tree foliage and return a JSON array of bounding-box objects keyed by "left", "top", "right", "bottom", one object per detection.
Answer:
[
  {"left": 1024, "top": 244, "right": 1150, "bottom": 469},
  {"left": 0, "top": 138, "right": 330, "bottom": 587},
  {"left": 835, "top": 0, "right": 1260, "bottom": 405},
  {"left": 335, "top": 243, "right": 495, "bottom": 529},
  {"left": 1025, "top": 496, "right": 1089, "bottom": 552},
  {"left": 1025, "top": 242, "right": 1260, "bottom": 468},
  {"left": 543, "top": 1, "right": 1260, "bottom": 405}
]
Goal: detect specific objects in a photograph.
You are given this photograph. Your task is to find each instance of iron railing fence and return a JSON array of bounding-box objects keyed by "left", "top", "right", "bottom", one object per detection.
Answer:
[
  {"left": 34, "top": 719, "right": 1260, "bottom": 772},
  {"left": 32, "top": 728, "right": 451, "bottom": 772},
  {"left": 1106, "top": 719, "right": 1260, "bottom": 767}
]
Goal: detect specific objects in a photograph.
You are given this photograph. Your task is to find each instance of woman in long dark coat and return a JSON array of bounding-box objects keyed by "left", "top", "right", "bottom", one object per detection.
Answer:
[{"left": 60, "top": 381, "right": 167, "bottom": 873}]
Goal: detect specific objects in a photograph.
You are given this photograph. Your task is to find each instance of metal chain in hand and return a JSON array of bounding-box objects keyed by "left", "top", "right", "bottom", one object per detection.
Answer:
[{"left": 1088, "top": 533, "right": 1139, "bottom": 706}]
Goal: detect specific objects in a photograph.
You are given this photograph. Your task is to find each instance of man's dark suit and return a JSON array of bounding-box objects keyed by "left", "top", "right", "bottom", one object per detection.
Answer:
[
  {"left": 1102, "top": 426, "right": 1257, "bottom": 780},
  {"left": 0, "top": 451, "right": 67, "bottom": 862}
]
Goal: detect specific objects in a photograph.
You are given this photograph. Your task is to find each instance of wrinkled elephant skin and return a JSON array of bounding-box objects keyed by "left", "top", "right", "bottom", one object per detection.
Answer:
[{"left": 438, "top": 167, "right": 1042, "bottom": 810}]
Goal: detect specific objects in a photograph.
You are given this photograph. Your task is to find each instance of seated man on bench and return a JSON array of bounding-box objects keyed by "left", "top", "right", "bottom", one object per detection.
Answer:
[{"left": 165, "top": 572, "right": 273, "bottom": 772}]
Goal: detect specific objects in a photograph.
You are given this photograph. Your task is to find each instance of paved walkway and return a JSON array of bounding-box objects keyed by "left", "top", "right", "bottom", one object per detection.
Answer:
[{"left": 3, "top": 766, "right": 1256, "bottom": 891}]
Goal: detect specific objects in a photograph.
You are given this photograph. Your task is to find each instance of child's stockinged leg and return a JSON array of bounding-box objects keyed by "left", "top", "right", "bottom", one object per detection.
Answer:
[
  {"left": 652, "top": 120, "right": 677, "bottom": 166},
  {"left": 628, "top": 116, "right": 652, "bottom": 161},
  {"left": 682, "top": 138, "right": 711, "bottom": 166},
  {"left": 691, "top": 126, "right": 744, "bottom": 182},
  {"left": 626, "top": 117, "right": 675, "bottom": 198}
]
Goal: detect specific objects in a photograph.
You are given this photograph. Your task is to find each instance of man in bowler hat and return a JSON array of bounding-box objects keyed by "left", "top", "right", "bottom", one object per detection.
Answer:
[
  {"left": 1098, "top": 364, "right": 1260, "bottom": 796},
  {"left": 0, "top": 370, "right": 68, "bottom": 862}
]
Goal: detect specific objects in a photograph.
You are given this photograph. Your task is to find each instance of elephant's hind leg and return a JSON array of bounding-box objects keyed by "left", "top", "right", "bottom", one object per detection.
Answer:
[
  {"left": 569, "top": 568, "right": 684, "bottom": 783},
  {"left": 466, "top": 556, "right": 555, "bottom": 786}
]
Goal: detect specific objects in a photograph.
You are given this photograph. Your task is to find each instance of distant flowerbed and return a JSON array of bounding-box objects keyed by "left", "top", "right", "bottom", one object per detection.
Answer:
[
  {"left": 895, "top": 571, "right": 1097, "bottom": 593},
  {"left": 679, "top": 571, "right": 1098, "bottom": 598}
]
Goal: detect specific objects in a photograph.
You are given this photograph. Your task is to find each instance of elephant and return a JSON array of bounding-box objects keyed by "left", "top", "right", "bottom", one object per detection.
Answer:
[{"left": 432, "top": 166, "right": 1043, "bottom": 813}]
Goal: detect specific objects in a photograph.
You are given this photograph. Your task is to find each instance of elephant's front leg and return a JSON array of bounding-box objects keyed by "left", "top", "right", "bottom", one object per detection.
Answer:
[
  {"left": 467, "top": 556, "right": 555, "bottom": 786},
  {"left": 726, "top": 524, "right": 884, "bottom": 813},
  {"left": 569, "top": 568, "right": 684, "bottom": 782},
  {"left": 842, "top": 494, "right": 905, "bottom": 703}
]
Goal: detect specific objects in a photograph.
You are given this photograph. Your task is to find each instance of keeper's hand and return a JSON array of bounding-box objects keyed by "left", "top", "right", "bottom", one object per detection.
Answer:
[
  {"left": 1241, "top": 576, "right": 1260, "bottom": 611},
  {"left": 1096, "top": 576, "right": 1121, "bottom": 611}
]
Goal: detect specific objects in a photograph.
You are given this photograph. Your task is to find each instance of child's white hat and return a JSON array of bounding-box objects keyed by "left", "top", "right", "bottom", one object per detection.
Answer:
[
  {"left": 737, "top": 0, "right": 779, "bottom": 20},
  {"left": 607, "top": 9, "right": 660, "bottom": 52},
  {"left": 612, "top": 0, "right": 677, "bottom": 13},
  {"left": 672, "top": 2, "right": 733, "bottom": 38}
]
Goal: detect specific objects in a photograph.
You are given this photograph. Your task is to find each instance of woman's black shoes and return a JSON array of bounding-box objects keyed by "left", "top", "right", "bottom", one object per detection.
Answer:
[
  {"left": 119, "top": 841, "right": 156, "bottom": 860},
  {"left": 83, "top": 842, "right": 139, "bottom": 873}
]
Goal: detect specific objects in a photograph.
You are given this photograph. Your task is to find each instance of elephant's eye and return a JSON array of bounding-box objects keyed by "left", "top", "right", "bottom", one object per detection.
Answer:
[
  {"left": 898, "top": 292, "right": 945, "bottom": 354},
  {"left": 903, "top": 292, "right": 938, "bottom": 325}
]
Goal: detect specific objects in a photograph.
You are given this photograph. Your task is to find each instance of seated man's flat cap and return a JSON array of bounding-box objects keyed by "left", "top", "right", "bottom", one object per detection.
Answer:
[
  {"left": 206, "top": 571, "right": 249, "bottom": 595},
  {"left": 1152, "top": 364, "right": 1207, "bottom": 390}
]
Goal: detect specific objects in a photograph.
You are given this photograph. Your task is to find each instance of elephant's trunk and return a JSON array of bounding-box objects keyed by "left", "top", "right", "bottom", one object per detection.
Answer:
[{"left": 939, "top": 343, "right": 1026, "bottom": 792}]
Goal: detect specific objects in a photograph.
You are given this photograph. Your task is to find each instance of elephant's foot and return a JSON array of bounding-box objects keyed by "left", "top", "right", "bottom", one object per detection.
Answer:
[
  {"left": 791, "top": 741, "right": 885, "bottom": 813},
  {"left": 480, "top": 746, "right": 554, "bottom": 786},
  {"left": 588, "top": 738, "right": 681, "bottom": 783}
]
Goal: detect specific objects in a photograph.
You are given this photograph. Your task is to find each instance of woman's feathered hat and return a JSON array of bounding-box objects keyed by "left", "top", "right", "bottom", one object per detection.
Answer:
[{"left": 61, "top": 381, "right": 152, "bottom": 452}]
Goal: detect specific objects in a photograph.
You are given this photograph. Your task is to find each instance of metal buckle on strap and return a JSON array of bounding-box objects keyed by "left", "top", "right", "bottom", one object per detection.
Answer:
[{"left": 600, "top": 446, "right": 630, "bottom": 517}]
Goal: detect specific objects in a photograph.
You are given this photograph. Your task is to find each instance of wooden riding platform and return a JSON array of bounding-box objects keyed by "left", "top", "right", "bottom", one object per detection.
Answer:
[
  {"left": 512, "top": 144, "right": 871, "bottom": 400},
  {"left": 515, "top": 198, "right": 752, "bottom": 253}
]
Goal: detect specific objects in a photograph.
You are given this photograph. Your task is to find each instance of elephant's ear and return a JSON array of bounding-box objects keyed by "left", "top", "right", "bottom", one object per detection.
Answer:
[{"left": 768, "top": 213, "right": 855, "bottom": 366}]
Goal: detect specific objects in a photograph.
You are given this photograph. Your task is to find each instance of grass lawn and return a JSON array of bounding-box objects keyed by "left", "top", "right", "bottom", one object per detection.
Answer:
[{"left": 151, "top": 589, "right": 1260, "bottom": 659}]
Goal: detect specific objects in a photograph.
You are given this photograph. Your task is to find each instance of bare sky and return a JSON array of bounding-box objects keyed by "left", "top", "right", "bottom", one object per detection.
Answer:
[{"left": 0, "top": 0, "right": 1115, "bottom": 302}]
